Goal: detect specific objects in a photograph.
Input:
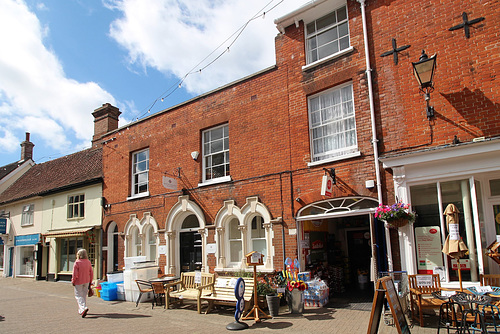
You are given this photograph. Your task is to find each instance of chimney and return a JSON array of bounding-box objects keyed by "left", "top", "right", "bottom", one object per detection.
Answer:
[
  {"left": 92, "top": 103, "right": 121, "bottom": 147},
  {"left": 20, "top": 132, "right": 34, "bottom": 161}
]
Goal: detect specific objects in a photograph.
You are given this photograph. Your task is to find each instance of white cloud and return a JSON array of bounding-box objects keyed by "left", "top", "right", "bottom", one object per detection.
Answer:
[
  {"left": 0, "top": 0, "right": 115, "bottom": 155},
  {"left": 107, "top": 0, "right": 306, "bottom": 95}
]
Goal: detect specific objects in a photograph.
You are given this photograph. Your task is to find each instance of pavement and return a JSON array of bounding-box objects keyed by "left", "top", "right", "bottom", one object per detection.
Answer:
[{"left": 0, "top": 276, "right": 439, "bottom": 334}]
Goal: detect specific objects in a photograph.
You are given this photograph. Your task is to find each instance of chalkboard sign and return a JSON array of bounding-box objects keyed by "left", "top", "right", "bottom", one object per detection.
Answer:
[{"left": 367, "top": 276, "right": 410, "bottom": 334}]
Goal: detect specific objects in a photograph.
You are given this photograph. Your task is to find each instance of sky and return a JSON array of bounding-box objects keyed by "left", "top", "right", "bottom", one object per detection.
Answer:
[{"left": 0, "top": 0, "right": 307, "bottom": 167}]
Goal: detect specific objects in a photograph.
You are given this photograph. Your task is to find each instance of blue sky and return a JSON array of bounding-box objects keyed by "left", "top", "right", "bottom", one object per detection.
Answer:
[{"left": 0, "top": 0, "right": 306, "bottom": 166}]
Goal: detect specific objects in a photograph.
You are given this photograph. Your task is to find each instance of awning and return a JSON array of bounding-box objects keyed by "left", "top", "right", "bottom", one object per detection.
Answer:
[{"left": 43, "top": 227, "right": 94, "bottom": 239}]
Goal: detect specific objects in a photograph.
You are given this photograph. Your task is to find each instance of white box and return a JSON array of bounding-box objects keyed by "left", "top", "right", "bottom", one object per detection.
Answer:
[{"left": 107, "top": 272, "right": 124, "bottom": 283}]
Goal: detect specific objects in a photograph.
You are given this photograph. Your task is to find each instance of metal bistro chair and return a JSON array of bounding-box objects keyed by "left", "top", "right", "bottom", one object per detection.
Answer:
[
  {"left": 451, "top": 292, "right": 491, "bottom": 334},
  {"left": 151, "top": 282, "right": 166, "bottom": 308},
  {"left": 135, "top": 280, "right": 156, "bottom": 308},
  {"left": 437, "top": 300, "right": 465, "bottom": 334}
]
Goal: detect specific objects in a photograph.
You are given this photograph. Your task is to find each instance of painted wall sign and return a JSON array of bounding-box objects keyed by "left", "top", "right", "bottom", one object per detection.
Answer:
[{"left": 415, "top": 226, "right": 443, "bottom": 274}]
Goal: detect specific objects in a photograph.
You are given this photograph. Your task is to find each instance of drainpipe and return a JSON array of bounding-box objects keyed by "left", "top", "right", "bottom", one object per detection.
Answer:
[{"left": 357, "top": 0, "right": 393, "bottom": 272}]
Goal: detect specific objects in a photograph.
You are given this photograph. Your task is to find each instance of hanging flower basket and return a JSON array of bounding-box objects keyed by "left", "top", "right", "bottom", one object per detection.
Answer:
[
  {"left": 386, "top": 217, "right": 409, "bottom": 228},
  {"left": 375, "top": 202, "right": 416, "bottom": 229}
]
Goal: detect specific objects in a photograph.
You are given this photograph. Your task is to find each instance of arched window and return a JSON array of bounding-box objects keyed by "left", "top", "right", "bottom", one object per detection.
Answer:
[
  {"left": 145, "top": 225, "right": 156, "bottom": 261},
  {"left": 131, "top": 226, "right": 141, "bottom": 256},
  {"left": 228, "top": 218, "right": 242, "bottom": 265},
  {"left": 251, "top": 215, "right": 266, "bottom": 259}
]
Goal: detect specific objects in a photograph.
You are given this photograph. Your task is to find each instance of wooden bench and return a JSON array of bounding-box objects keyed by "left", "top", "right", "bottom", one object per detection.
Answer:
[
  {"left": 480, "top": 274, "right": 500, "bottom": 287},
  {"left": 164, "top": 272, "right": 215, "bottom": 313},
  {"left": 409, "top": 274, "right": 446, "bottom": 327},
  {"left": 199, "top": 276, "right": 254, "bottom": 314}
]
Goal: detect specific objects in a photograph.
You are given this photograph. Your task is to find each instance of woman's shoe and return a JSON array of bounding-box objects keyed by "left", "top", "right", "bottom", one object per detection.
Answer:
[{"left": 82, "top": 308, "right": 88, "bottom": 318}]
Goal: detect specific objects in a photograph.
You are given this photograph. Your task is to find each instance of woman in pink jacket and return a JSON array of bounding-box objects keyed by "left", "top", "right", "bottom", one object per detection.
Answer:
[{"left": 71, "top": 249, "right": 93, "bottom": 318}]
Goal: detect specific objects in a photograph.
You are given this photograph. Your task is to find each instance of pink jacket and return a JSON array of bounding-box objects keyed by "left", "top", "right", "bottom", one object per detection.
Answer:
[{"left": 71, "top": 259, "right": 93, "bottom": 286}]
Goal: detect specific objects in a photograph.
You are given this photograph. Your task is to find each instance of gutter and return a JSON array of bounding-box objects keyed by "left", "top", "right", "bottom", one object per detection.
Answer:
[{"left": 357, "top": 0, "right": 393, "bottom": 272}]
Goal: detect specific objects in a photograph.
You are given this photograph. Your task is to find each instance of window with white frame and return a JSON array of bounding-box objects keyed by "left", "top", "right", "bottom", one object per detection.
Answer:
[
  {"left": 68, "top": 194, "right": 85, "bottom": 219},
  {"left": 145, "top": 225, "right": 156, "bottom": 262},
  {"left": 306, "top": 4, "right": 349, "bottom": 64},
  {"left": 228, "top": 218, "right": 242, "bottom": 264},
  {"left": 21, "top": 204, "right": 34, "bottom": 226},
  {"left": 131, "top": 149, "right": 149, "bottom": 196},
  {"left": 309, "top": 83, "right": 357, "bottom": 162},
  {"left": 131, "top": 226, "right": 142, "bottom": 256},
  {"left": 250, "top": 216, "right": 266, "bottom": 259},
  {"left": 203, "top": 124, "right": 229, "bottom": 182}
]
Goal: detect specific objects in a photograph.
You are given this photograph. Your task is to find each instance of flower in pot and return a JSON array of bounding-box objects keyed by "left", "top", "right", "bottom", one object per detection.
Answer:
[{"left": 375, "top": 201, "right": 416, "bottom": 228}]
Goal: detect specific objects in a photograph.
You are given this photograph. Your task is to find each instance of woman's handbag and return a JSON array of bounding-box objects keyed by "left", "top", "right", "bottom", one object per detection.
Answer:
[{"left": 88, "top": 285, "right": 94, "bottom": 297}]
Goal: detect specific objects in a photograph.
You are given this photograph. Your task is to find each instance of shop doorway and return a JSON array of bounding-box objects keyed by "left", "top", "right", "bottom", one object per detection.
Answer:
[
  {"left": 346, "top": 228, "right": 372, "bottom": 291},
  {"left": 179, "top": 231, "right": 202, "bottom": 272}
]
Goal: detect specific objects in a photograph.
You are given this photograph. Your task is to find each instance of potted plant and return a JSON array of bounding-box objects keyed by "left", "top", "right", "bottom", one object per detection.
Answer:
[{"left": 375, "top": 201, "right": 416, "bottom": 228}]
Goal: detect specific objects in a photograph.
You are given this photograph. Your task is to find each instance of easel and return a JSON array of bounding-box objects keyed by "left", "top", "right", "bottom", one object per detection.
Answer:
[{"left": 242, "top": 251, "right": 271, "bottom": 323}]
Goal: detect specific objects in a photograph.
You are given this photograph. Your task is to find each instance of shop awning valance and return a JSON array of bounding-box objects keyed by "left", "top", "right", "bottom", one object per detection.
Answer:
[{"left": 43, "top": 227, "right": 94, "bottom": 239}]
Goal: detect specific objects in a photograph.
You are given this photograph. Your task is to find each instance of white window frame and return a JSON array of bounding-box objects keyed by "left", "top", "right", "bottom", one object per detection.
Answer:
[
  {"left": 227, "top": 218, "right": 242, "bottom": 267},
  {"left": 131, "top": 226, "right": 142, "bottom": 257},
  {"left": 305, "top": 4, "right": 350, "bottom": 65},
  {"left": 308, "top": 82, "right": 358, "bottom": 164},
  {"left": 145, "top": 225, "right": 157, "bottom": 262},
  {"left": 67, "top": 194, "right": 85, "bottom": 219},
  {"left": 131, "top": 148, "right": 149, "bottom": 198},
  {"left": 250, "top": 215, "right": 267, "bottom": 260},
  {"left": 202, "top": 124, "right": 230, "bottom": 184},
  {"left": 21, "top": 204, "right": 34, "bottom": 226}
]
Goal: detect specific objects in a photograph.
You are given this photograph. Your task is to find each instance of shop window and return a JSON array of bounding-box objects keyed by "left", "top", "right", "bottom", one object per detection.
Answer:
[
  {"left": 59, "top": 237, "right": 84, "bottom": 272},
  {"left": 68, "top": 194, "right": 85, "bottom": 219},
  {"left": 251, "top": 216, "right": 266, "bottom": 259},
  {"left": 17, "top": 246, "right": 35, "bottom": 276},
  {"left": 203, "top": 124, "right": 229, "bottom": 182},
  {"left": 145, "top": 225, "right": 156, "bottom": 262},
  {"left": 228, "top": 218, "right": 242, "bottom": 265},
  {"left": 21, "top": 204, "right": 34, "bottom": 226},
  {"left": 410, "top": 180, "right": 479, "bottom": 282},
  {"left": 490, "top": 179, "right": 500, "bottom": 197},
  {"left": 131, "top": 148, "right": 149, "bottom": 197},
  {"left": 308, "top": 83, "right": 357, "bottom": 163},
  {"left": 0, "top": 245, "right": 3, "bottom": 270},
  {"left": 305, "top": 4, "right": 349, "bottom": 64}
]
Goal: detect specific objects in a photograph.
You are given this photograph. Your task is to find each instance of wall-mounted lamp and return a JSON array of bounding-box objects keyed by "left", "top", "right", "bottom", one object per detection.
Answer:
[
  {"left": 412, "top": 50, "right": 437, "bottom": 119},
  {"left": 191, "top": 151, "right": 199, "bottom": 161}
]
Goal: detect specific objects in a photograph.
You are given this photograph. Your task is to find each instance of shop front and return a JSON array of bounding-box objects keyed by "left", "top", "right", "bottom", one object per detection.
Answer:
[
  {"left": 295, "top": 197, "right": 383, "bottom": 294},
  {"left": 381, "top": 139, "right": 500, "bottom": 288},
  {"left": 43, "top": 227, "right": 101, "bottom": 282},
  {"left": 13, "top": 233, "right": 40, "bottom": 278}
]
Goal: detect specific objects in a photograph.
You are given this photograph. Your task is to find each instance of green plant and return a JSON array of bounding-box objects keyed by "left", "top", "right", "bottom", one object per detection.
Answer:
[{"left": 257, "top": 281, "right": 276, "bottom": 296}]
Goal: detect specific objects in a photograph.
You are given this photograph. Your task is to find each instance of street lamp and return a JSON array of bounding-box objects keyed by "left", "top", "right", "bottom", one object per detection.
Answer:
[{"left": 412, "top": 50, "right": 437, "bottom": 119}]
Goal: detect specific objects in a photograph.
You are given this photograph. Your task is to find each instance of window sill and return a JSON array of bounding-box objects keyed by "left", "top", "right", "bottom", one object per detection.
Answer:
[
  {"left": 126, "top": 192, "right": 150, "bottom": 201},
  {"left": 198, "top": 176, "right": 232, "bottom": 188},
  {"left": 21, "top": 224, "right": 34, "bottom": 228},
  {"left": 302, "top": 46, "right": 355, "bottom": 72},
  {"left": 307, "top": 150, "right": 361, "bottom": 167}
]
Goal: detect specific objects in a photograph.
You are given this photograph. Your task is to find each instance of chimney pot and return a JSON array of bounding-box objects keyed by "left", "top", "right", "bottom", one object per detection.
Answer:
[{"left": 20, "top": 132, "right": 34, "bottom": 161}]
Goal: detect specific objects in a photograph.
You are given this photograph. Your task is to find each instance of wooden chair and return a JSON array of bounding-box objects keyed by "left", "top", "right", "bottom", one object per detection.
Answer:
[
  {"left": 480, "top": 274, "right": 500, "bottom": 287},
  {"left": 409, "top": 274, "right": 446, "bottom": 327},
  {"left": 135, "top": 280, "right": 155, "bottom": 308},
  {"left": 151, "top": 282, "right": 166, "bottom": 308}
]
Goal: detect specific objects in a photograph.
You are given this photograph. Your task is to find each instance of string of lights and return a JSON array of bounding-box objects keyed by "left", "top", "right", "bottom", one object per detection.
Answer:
[{"left": 135, "top": 0, "right": 286, "bottom": 121}]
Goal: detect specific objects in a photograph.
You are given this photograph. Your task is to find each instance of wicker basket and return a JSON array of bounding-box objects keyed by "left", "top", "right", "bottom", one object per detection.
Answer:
[{"left": 387, "top": 218, "right": 409, "bottom": 228}]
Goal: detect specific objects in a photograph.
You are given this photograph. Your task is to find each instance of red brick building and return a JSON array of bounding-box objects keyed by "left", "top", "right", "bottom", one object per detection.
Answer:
[{"left": 94, "top": 0, "right": 500, "bottom": 292}]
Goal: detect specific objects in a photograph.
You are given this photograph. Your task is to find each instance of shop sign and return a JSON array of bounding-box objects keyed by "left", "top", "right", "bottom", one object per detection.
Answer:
[
  {"left": 415, "top": 226, "right": 443, "bottom": 274},
  {"left": 451, "top": 259, "right": 470, "bottom": 271},
  {"left": 320, "top": 174, "right": 333, "bottom": 197},
  {"left": 15, "top": 233, "right": 40, "bottom": 246},
  {"left": 0, "top": 218, "right": 6, "bottom": 234},
  {"left": 311, "top": 240, "right": 324, "bottom": 249}
]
